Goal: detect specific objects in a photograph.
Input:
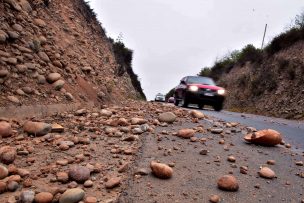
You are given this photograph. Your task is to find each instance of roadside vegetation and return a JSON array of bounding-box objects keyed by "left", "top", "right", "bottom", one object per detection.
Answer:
[
  {"left": 110, "top": 39, "right": 147, "bottom": 100},
  {"left": 199, "top": 11, "right": 304, "bottom": 81}
]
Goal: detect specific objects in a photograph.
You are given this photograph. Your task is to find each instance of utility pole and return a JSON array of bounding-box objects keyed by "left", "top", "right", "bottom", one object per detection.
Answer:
[{"left": 261, "top": 24, "right": 268, "bottom": 49}]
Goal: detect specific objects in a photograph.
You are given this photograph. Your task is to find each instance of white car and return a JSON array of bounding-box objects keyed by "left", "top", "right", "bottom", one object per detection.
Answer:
[{"left": 155, "top": 93, "right": 165, "bottom": 102}]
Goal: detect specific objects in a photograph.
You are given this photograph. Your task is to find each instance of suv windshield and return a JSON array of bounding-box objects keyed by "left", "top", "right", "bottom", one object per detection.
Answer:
[{"left": 187, "top": 76, "right": 215, "bottom": 85}]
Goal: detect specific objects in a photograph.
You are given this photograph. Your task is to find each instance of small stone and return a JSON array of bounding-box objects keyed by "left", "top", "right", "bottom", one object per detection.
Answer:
[
  {"left": 38, "top": 51, "right": 50, "bottom": 62},
  {"left": 211, "top": 128, "right": 223, "bottom": 134},
  {"left": 131, "top": 117, "right": 147, "bottom": 125},
  {"left": 35, "top": 192, "right": 53, "bottom": 203},
  {"left": 219, "top": 139, "right": 225, "bottom": 144},
  {"left": 85, "top": 196, "right": 97, "bottom": 203},
  {"left": 177, "top": 129, "right": 195, "bottom": 139},
  {"left": 84, "top": 180, "right": 93, "bottom": 188},
  {"left": 7, "top": 96, "right": 20, "bottom": 104},
  {"left": 134, "top": 168, "right": 149, "bottom": 176},
  {"left": 56, "top": 172, "right": 69, "bottom": 183},
  {"left": 53, "top": 79, "right": 65, "bottom": 90},
  {"left": 23, "top": 121, "right": 52, "bottom": 136},
  {"left": 295, "top": 161, "right": 303, "bottom": 166},
  {"left": 158, "top": 112, "right": 177, "bottom": 123},
  {"left": 59, "top": 188, "right": 85, "bottom": 203},
  {"left": 0, "top": 165, "right": 8, "bottom": 179},
  {"left": 68, "top": 166, "right": 90, "bottom": 183},
  {"left": 46, "top": 73, "right": 61, "bottom": 83},
  {"left": 0, "top": 69, "right": 9, "bottom": 78},
  {"left": 199, "top": 149, "right": 208, "bottom": 155},
  {"left": 0, "top": 121, "right": 12, "bottom": 138},
  {"left": 266, "top": 160, "right": 275, "bottom": 165},
  {"left": 100, "top": 109, "right": 112, "bottom": 117},
  {"left": 0, "top": 146, "right": 16, "bottom": 164},
  {"left": 217, "top": 175, "right": 239, "bottom": 191},
  {"left": 209, "top": 194, "right": 220, "bottom": 203},
  {"left": 20, "top": 190, "right": 35, "bottom": 203},
  {"left": 7, "top": 31, "right": 19, "bottom": 40},
  {"left": 17, "top": 168, "right": 30, "bottom": 177},
  {"left": 34, "top": 19, "right": 47, "bottom": 27},
  {"left": 285, "top": 143, "right": 291, "bottom": 148},
  {"left": 259, "top": 167, "right": 276, "bottom": 179},
  {"left": 4, "top": 0, "right": 22, "bottom": 11},
  {"left": 150, "top": 161, "right": 173, "bottom": 179},
  {"left": 227, "top": 156, "right": 236, "bottom": 162},
  {"left": 190, "top": 110, "right": 205, "bottom": 119},
  {"left": 0, "top": 181, "right": 6, "bottom": 193},
  {"left": 240, "top": 166, "right": 248, "bottom": 174},
  {"left": 7, "top": 181, "right": 19, "bottom": 191},
  {"left": 105, "top": 177, "right": 121, "bottom": 189}
]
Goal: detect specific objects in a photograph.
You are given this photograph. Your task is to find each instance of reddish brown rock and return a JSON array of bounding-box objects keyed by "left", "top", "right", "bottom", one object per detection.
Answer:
[
  {"left": 105, "top": 177, "right": 121, "bottom": 189},
  {"left": 85, "top": 196, "right": 97, "bottom": 203},
  {"left": 0, "top": 121, "right": 12, "bottom": 138},
  {"left": 177, "top": 129, "right": 195, "bottom": 139},
  {"left": 35, "top": 192, "right": 53, "bottom": 203},
  {"left": 0, "top": 164, "right": 8, "bottom": 179},
  {"left": 0, "top": 146, "right": 16, "bottom": 164},
  {"left": 190, "top": 110, "right": 205, "bottom": 119},
  {"left": 217, "top": 175, "right": 239, "bottom": 191},
  {"left": 23, "top": 121, "right": 52, "bottom": 136},
  {"left": 244, "top": 129, "right": 282, "bottom": 146},
  {"left": 209, "top": 194, "right": 220, "bottom": 203},
  {"left": 150, "top": 161, "right": 173, "bottom": 179},
  {"left": 68, "top": 166, "right": 90, "bottom": 183},
  {"left": 0, "top": 181, "right": 6, "bottom": 193},
  {"left": 259, "top": 167, "right": 276, "bottom": 179}
]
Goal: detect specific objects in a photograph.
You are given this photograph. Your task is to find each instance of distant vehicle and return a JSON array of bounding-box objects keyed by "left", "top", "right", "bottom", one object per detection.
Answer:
[
  {"left": 155, "top": 93, "right": 165, "bottom": 102},
  {"left": 168, "top": 97, "right": 175, "bottom": 103},
  {"left": 174, "top": 76, "right": 226, "bottom": 111}
]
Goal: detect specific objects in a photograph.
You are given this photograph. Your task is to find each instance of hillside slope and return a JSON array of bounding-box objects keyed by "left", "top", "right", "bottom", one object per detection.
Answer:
[
  {"left": 216, "top": 41, "right": 304, "bottom": 119},
  {"left": 0, "top": 0, "right": 145, "bottom": 110}
]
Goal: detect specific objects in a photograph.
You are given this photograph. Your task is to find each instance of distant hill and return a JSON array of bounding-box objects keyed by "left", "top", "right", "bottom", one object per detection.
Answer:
[{"left": 198, "top": 12, "right": 304, "bottom": 119}]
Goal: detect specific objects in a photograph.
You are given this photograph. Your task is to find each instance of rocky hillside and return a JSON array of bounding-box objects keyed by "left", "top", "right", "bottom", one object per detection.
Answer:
[
  {"left": 199, "top": 19, "right": 304, "bottom": 119},
  {"left": 0, "top": 0, "right": 145, "bottom": 110}
]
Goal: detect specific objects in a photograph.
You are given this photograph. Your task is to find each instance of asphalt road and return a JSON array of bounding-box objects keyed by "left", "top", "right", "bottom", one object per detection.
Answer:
[
  {"left": 120, "top": 106, "right": 304, "bottom": 203},
  {"left": 199, "top": 108, "right": 304, "bottom": 151}
]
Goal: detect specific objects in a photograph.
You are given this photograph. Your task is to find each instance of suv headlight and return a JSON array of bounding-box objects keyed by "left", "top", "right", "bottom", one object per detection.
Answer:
[
  {"left": 217, "top": 89, "right": 226, "bottom": 95},
  {"left": 189, "top": 86, "right": 199, "bottom": 92}
]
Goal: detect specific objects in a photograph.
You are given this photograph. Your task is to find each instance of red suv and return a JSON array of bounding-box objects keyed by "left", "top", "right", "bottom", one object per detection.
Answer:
[{"left": 174, "top": 76, "right": 226, "bottom": 111}]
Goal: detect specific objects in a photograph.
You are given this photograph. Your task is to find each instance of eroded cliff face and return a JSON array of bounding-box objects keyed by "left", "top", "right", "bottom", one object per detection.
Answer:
[
  {"left": 217, "top": 41, "right": 304, "bottom": 119},
  {"left": 0, "top": 0, "right": 145, "bottom": 109}
]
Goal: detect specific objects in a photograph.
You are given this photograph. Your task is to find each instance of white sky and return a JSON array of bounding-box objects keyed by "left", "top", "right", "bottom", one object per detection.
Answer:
[{"left": 89, "top": 0, "right": 304, "bottom": 100}]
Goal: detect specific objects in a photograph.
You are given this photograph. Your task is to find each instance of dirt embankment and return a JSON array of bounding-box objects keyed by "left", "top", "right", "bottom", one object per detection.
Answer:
[
  {"left": 217, "top": 41, "right": 304, "bottom": 120},
  {"left": 0, "top": 0, "right": 144, "bottom": 110}
]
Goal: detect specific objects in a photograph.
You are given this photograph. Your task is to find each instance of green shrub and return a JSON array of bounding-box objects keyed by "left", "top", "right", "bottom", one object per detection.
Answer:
[
  {"left": 265, "top": 27, "right": 304, "bottom": 55},
  {"left": 110, "top": 39, "right": 146, "bottom": 100}
]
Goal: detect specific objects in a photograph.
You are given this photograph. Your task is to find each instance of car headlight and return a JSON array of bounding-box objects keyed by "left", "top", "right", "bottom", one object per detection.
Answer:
[
  {"left": 189, "top": 85, "right": 199, "bottom": 92},
  {"left": 217, "top": 89, "right": 226, "bottom": 95}
]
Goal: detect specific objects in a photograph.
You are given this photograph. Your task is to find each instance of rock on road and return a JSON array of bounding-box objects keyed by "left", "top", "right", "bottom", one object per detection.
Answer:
[
  {"left": 200, "top": 108, "right": 304, "bottom": 151},
  {"left": 119, "top": 105, "right": 304, "bottom": 203}
]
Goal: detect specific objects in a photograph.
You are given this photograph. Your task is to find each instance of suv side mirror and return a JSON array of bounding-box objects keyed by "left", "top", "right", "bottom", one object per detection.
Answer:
[{"left": 180, "top": 80, "right": 186, "bottom": 85}]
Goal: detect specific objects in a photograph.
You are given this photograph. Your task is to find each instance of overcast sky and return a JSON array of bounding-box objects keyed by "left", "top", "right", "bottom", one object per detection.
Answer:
[{"left": 89, "top": 0, "right": 304, "bottom": 100}]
